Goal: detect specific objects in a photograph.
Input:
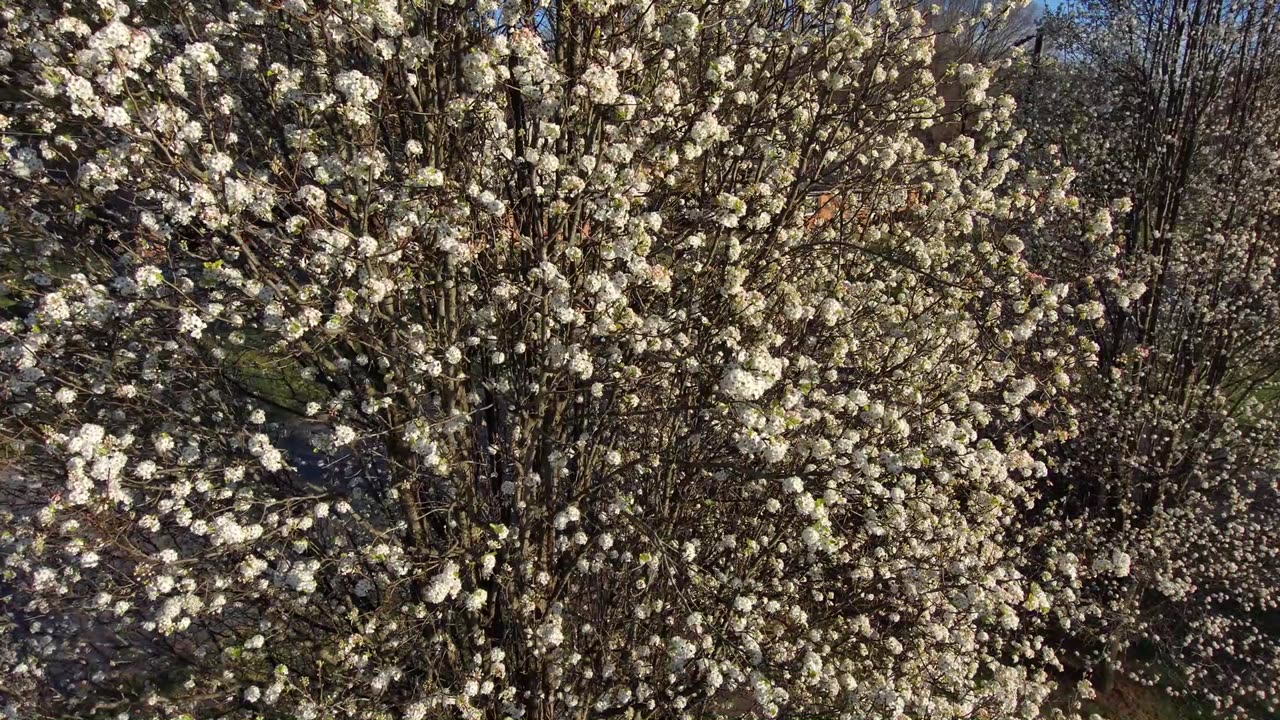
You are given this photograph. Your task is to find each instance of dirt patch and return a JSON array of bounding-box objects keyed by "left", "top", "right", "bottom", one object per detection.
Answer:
[{"left": 1083, "top": 677, "right": 1210, "bottom": 720}]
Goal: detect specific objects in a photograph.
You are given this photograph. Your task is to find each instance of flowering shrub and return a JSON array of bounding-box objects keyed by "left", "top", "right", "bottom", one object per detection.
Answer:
[
  {"left": 0, "top": 0, "right": 1120, "bottom": 718},
  {"left": 1013, "top": 1, "right": 1280, "bottom": 717}
]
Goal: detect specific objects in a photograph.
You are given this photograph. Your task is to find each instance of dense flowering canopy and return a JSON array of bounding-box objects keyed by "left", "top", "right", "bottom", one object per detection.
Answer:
[
  {"left": 0, "top": 0, "right": 1227, "bottom": 719},
  {"left": 1013, "top": 1, "right": 1280, "bottom": 717}
]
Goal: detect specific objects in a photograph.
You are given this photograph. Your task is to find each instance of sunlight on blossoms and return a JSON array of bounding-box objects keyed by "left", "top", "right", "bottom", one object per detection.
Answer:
[{"left": 0, "top": 0, "right": 1278, "bottom": 719}]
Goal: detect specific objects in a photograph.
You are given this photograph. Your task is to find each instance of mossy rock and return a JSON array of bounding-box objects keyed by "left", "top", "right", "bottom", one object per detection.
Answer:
[{"left": 221, "top": 343, "right": 328, "bottom": 415}]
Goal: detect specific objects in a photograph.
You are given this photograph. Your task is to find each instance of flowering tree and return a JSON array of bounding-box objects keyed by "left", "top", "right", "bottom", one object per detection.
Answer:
[
  {"left": 1013, "top": 0, "right": 1280, "bottom": 716},
  {"left": 0, "top": 0, "right": 1101, "bottom": 718}
]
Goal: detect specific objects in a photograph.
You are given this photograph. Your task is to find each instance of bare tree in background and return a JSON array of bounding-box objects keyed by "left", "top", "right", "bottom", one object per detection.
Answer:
[{"left": 930, "top": 0, "right": 1044, "bottom": 64}]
